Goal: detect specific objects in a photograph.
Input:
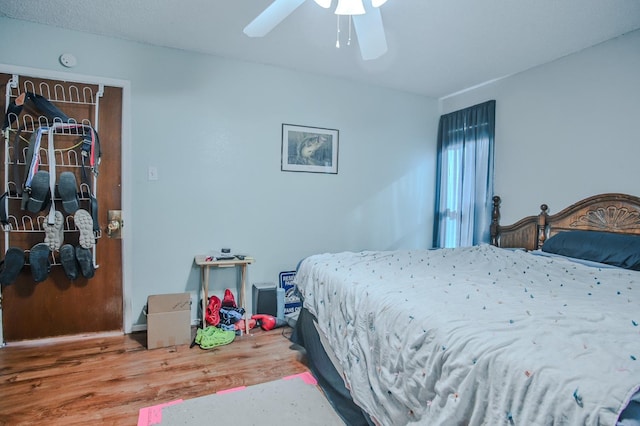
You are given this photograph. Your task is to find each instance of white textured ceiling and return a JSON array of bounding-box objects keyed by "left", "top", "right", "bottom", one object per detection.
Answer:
[{"left": 1, "top": 0, "right": 639, "bottom": 98}]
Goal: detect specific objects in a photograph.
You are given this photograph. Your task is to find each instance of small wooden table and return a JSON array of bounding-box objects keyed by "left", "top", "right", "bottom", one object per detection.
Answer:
[{"left": 194, "top": 256, "right": 254, "bottom": 335}]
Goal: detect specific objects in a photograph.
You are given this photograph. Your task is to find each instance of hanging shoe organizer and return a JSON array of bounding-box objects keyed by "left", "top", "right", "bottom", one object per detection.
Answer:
[{"left": 2, "top": 75, "right": 103, "bottom": 267}]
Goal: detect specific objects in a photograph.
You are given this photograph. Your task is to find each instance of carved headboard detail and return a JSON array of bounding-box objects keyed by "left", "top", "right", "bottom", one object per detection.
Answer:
[
  {"left": 491, "top": 193, "right": 640, "bottom": 250},
  {"left": 570, "top": 206, "right": 640, "bottom": 231}
]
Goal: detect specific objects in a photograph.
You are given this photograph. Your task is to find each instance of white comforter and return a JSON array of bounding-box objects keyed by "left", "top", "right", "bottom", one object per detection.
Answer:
[{"left": 295, "top": 245, "right": 640, "bottom": 426}]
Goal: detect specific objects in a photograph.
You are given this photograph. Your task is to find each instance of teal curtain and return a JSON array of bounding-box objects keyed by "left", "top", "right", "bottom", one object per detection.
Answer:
[{"left": 432, "top": 100, "right": 495, "bottom": 248}]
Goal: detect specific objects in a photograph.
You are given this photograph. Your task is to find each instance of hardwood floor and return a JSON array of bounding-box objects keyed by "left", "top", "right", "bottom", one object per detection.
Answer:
[{"left": 0, "top": 327, "right": 310, "bottom": 425}]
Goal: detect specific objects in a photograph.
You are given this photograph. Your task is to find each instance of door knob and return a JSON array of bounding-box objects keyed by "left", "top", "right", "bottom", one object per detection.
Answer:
[{"left": 107, "top": 210, "right": 123, "bottom": 239}]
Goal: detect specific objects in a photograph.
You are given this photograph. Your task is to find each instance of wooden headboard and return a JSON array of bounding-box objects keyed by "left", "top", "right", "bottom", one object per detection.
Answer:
[{"left": 491, "top": 193, "right": 640, "bottom": 250}]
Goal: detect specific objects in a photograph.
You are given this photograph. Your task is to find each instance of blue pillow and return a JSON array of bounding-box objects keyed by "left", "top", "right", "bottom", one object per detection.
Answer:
[{"left": 542, "top": 230, "right": 640, "bottom": 271}]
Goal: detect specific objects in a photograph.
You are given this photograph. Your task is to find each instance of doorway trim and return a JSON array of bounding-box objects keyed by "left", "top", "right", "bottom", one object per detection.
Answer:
[{"left": 0, "top": 63, "right": 133, "bottom": 337}]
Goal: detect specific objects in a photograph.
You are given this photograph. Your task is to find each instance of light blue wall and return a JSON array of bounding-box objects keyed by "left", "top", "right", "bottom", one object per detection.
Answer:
[
  {"left": 0, "top": 17, "right": 439, "bottom": 329},
  {"left": 441, "top": 29, "right": 640, "bottom": 225}
]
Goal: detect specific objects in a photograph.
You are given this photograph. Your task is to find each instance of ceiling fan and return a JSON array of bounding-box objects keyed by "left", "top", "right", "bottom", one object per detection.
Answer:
[{"left": 243, "top": 0, "right": 389, "bottom": 61}]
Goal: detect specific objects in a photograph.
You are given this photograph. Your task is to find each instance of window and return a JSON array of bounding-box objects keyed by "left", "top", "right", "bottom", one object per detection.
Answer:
[{"left": 433, "top": 100, "right": 496, "bottom": 248}]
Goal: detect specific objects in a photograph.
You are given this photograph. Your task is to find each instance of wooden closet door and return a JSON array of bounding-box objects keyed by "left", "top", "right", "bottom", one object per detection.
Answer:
[{"left": 0, "top": 73, "right": 123, "bottom": 341}]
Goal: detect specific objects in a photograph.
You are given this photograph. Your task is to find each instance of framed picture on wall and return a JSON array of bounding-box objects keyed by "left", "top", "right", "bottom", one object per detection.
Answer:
[{"left": 281, "top": 124, "right": 339, "bottom": 174}]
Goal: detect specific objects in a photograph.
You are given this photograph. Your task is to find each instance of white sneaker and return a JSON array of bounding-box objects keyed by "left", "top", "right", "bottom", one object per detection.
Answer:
[
  {"left": 74, "top": 209, "right": 95, "bottom": 249},
  {"left": 43, "top": 210, "right": 64, "bottom": 251}
]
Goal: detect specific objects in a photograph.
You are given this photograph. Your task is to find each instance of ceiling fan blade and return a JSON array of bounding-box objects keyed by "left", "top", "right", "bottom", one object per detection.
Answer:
[
  {"left": 243, "top": 0, "right": 307, "bottom": 37},
  {"left": 352, "top": 6, "right": 387, "bottom": 60}
]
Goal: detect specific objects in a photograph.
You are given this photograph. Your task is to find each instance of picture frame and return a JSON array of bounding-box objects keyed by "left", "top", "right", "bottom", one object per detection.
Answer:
[{"left": 281, "top": 124, "right": 339, "bottom": 174}]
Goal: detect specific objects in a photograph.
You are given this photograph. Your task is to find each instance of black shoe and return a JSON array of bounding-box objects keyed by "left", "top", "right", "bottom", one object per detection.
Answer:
[
  {"left": 75, "top": 246, "right": 95, "bottom": 279},
  {"left": 57, "top": 172, "right": 79, "bottom": 214},
  {"left": 29, "top": 243, "right": 51, "bottom": 283},
  {"left": 60, "top": 244, "right": 79, "bottom": 280},
  {"left": 0, "top": 247, "right": 25, "bottom": 285}
]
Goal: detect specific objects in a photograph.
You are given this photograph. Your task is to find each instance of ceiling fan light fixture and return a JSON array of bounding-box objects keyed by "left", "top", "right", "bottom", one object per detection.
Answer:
[
  {"left": 314, "top": 0, "right": 332, "bottom": 8},
  {"left": 371, "top": 0, "right": 388, "bottom": 7},
  {"left": 335, "top": 0, "right": 365, "bottom": 16}
]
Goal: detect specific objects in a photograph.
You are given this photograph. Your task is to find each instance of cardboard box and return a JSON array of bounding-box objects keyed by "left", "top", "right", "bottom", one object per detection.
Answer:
[{"left": 147, "top": 293, "right": 191, "bottom": 349}]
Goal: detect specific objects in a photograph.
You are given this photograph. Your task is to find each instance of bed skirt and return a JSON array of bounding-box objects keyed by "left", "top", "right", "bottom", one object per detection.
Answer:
[{"left": 290, "top": 307, "right": 372, "bottom": 426}]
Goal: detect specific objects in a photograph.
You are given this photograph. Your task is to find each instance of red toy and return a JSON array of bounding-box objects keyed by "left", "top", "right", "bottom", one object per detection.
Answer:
[
  {"left": 251, "top": 314, "right": 278, "bottom": 331},
  {"left": 205, "top": 295, "right": 221, "bottom": 326},
  {"left": 222, "top": 288, "right": 236, "bottom": 308},
  {"left": 234, "top": 318, "right": 257, "bottom": 331}
]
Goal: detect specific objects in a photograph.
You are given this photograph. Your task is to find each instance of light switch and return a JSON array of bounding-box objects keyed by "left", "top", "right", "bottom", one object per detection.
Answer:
[{"left": 148, "top": 166, "right": 158, "bottom": 181}]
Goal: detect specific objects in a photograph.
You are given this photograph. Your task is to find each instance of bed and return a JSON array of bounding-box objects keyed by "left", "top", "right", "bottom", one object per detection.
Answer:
[{"left": 290, "top": 193, "right": 640, "bottom": 425}]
